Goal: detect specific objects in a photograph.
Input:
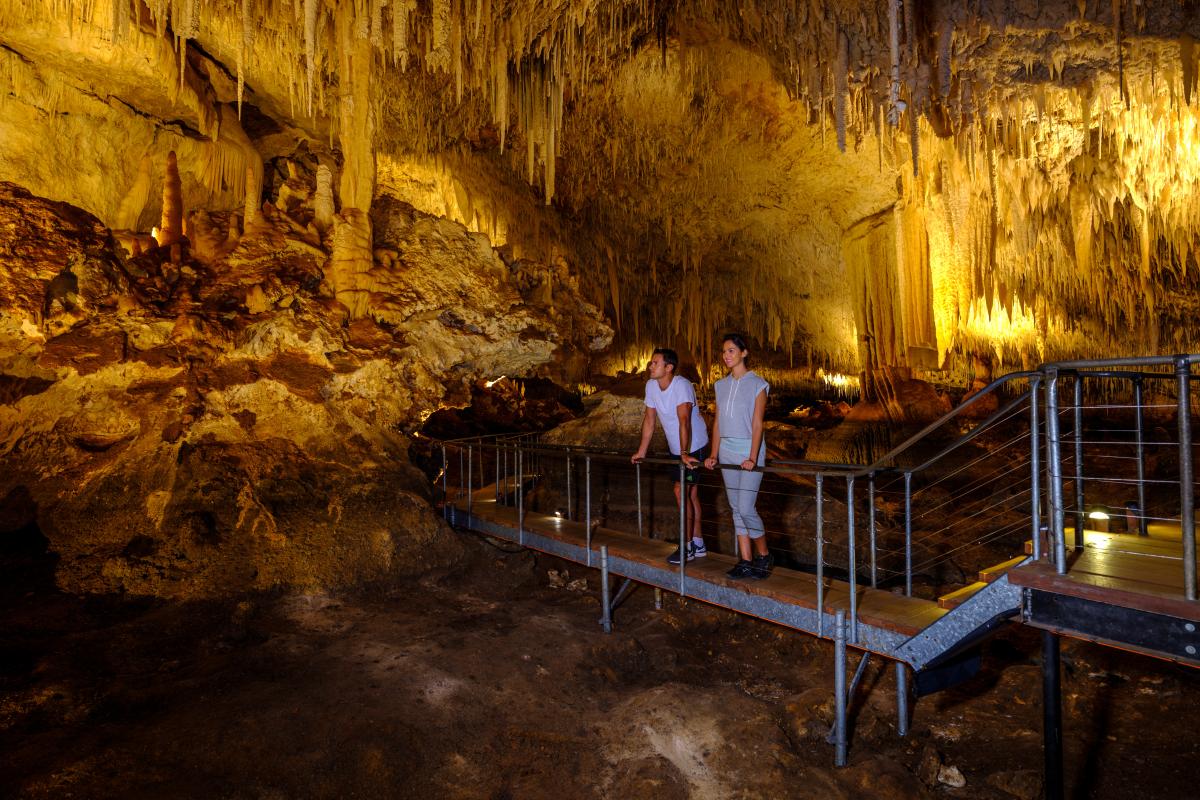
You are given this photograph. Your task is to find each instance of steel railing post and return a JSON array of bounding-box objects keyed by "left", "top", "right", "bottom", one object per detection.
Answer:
[
  {"left": 466, "top": 445, "right": 473, "bottom": 517},
  {"left": 1177, "top": 357, "right": 1196, "bottom": 600},
  {"left": 903, "top": 471, "right": 912, "bottom": 597},
  {"left": 816, "top": 473, "right": 825, "bottom": 638},
  {"left": 834, "top": 609, "right": 848, "bottom": 767},
  {"left": 679, "top": 462, "right": 687, "bottom": 596},
  {"left": 847, "top": 474, "right": 858, "bottom": 643},
  {"left": 895, "top": 661, "right": 909, "bottom": 737},
  {"left": 494, "top": 443, "right": 500, "bottom": 502},
  {"left": 1072, "top": 374, "right": 1085, "bottom": 550},
  {"left": 517, "top": 446, "right": 524, "bottom": 546},
  {"left": 441, "top": 445, "right": 449, "bottom": 520},
  {"left": 636, "top": 462, "right": 643, "bottom": 537},
  {"left": 1046, "top": 369, "right": 1068, "bottom": 573},
  {"left": 1134, "top": 376, "right": 1148, "bottom": 536},
  {"left": 566, "top": 454, "right": 572, "bottom": 520},
  {"left": 500, "top": 443, "right": 507, "bottom": 506},
  {"left": 868, "top": 472, "right": 878, "bottom": 588},
  {"left": 586, "top": 456, "right": 592, "bottom": 567},
  {"left": 1030, "top": 377, "right": 1043, "bottom": 560},
  {"left": 600, "top": 545, "right": 612, "bottom": 634},
  {"left": 458, "top": 446, "right": 464, "bottom": 507}
]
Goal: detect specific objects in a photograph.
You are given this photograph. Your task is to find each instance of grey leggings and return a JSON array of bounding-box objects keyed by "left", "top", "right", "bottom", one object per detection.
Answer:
[{"left": 720, "top": 448, "right": 765, "bottom": 540}]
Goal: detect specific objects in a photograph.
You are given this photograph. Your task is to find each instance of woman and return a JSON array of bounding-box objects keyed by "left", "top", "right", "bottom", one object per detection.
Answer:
[{"left": 704, "top": 334, "right": 773, "bottom": 580}]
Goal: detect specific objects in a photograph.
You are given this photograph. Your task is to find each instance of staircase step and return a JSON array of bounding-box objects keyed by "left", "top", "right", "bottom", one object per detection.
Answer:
[
  {"left": 938, "top": 581, "right": 988, "bottom": 609},
  {"left": 978, "top": 556, "right": 1026, "bottom": 583}
]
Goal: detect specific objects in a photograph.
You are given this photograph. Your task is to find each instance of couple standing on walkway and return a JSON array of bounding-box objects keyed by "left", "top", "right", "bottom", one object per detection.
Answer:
[{"left": 630, "top": 334, "right": 773, "bottom": 581}]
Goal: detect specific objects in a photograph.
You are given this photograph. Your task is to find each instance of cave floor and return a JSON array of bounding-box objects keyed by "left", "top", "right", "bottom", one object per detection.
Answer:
[{"left": 2, "top": 534, "right": 1199, "bottom": 799}]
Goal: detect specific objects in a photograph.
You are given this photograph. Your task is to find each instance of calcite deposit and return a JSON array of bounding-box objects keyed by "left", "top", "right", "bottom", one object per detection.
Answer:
[
  {"left": 7, "top": 1, "right": 1200, "bottom": 398},
  {"left": 0, "top": 180, "right": 610, "bottom": 598}
]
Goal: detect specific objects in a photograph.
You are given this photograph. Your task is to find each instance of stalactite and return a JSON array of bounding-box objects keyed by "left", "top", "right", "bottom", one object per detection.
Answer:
[
  {"left": 938, "top": 17, "right": 952, "bottom": 100},
  {"left": 238, "top": 0, "right": 252, "bottom": 118},
  {"left": 887, "top": 0, "right": 901, "bottom": 125},
  {"left": 835, "top": 28, "right": 848, "bottom": 154},
  {"left": 1183, "top": 34, "right": 1197, "bottom": 106},
  {"left": 370, "top": 0, "right": 385, "bottom": 48},
  {"left": 1114, "top": 0, "right": 1128, "bottom": 108},
  {"left": 908, "top": 102, "right": 919, "bottom": 177},
  {"left": 304, "top": 0, "right": 319, "bottom": 116},
  {"left": 429, "top": 0, "right": 450, "bottom": 71}
]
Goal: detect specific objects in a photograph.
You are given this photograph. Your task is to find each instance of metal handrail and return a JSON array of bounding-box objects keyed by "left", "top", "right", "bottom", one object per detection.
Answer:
[{"left": 432, "top": 353, "right": 1200, "bottom": 647}]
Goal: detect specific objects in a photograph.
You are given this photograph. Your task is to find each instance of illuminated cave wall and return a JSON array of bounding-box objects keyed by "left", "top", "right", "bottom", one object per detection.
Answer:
[{"left": 3, "top": 0, "right": 1200, "bottom": 380}]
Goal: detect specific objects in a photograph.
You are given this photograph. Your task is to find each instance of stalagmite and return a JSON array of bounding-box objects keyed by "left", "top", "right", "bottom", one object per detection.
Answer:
[
  {"left": 313, "top": 164, "right": 335, "bottom": 234},
  {"left": 155, "top": 150, "right": 183, "bottom": 248},
  {"left": 243, "top": 165, "right": 259, "bottom": 227}
]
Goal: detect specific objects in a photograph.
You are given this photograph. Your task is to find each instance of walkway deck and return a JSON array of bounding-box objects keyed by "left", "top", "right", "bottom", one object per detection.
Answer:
[
  {"left": 1010, "top": 524, "right": 1200, "bottom": 623},
  {"left": 450, "top": 486, "right": 946, "bottom": 657}
]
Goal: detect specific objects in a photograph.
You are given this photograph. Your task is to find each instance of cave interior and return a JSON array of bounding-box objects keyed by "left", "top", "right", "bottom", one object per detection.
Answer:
[{"left": 2, "top": 0, "right": 1200, "bottom": 797}]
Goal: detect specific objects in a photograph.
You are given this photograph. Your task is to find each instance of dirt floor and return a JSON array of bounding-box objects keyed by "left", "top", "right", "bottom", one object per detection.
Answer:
[{"left": 2, "top": 528, "right": 1199, "bottom": 799}]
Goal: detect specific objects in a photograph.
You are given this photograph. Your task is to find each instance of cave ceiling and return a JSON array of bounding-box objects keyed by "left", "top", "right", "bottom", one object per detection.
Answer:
[{"left": 4, "top": 0, "right": 1200, "bottom": 378}]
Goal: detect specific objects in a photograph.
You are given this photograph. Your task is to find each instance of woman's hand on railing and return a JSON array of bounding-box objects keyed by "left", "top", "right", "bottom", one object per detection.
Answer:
[
  {"left": 704, "top": 455, "right": 718, "bottom": 469},
  {"left": 740, "top": 458, "right": 756, "bottom": 471},
  {"left": 630, "top": 450, "right": 646, "bottom": 464},
  {"left": 681, "top": 453, "right": 700, "bottom": 469}
]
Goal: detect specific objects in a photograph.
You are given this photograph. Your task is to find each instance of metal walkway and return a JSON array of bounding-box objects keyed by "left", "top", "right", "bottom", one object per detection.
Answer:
[{"left": 433, "top": 354, "right": 1200, "bottom": 795}]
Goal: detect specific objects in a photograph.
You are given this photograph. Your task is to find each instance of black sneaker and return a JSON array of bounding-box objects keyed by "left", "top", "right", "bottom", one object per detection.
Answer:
[
  {"left": 750, "top": 553, "right": 775, "bottom": 579},
  {"left": 726, "top": 560, "right": 756, "bottom": 579},
  {"left": 666, "top": 542, "right": 699, "bottom": 565}
]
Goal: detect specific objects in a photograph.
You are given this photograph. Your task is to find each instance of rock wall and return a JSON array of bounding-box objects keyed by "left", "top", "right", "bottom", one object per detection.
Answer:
[{"left": 0, "top": 181, "right": 610, "bottom": 598}]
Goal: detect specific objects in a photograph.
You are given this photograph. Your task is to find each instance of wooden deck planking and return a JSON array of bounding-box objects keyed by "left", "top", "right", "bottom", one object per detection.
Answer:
[
  {"left": 462, "top": 493, "right": 946, "bottom": 637},
  {"left": 1009, "top": 545, "right": 1200, "bottom": 622},
  {"left": 1026, "top": 530, "right": 1185, "bottom": 559}
]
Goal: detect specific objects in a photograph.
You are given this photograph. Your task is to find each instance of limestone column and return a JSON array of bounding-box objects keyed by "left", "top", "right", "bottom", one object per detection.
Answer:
[{"left": 331, "top": 0, "right": 376, "bottom": 319}]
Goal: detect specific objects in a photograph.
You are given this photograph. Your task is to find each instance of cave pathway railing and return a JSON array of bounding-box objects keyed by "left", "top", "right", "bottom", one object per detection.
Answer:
[{"left": 430, "top": 353, "right": 1200, "bottom": 639}]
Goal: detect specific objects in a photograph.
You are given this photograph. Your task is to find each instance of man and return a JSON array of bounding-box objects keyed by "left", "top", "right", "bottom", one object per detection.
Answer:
[{"left": 631, "top": 348, "right": 709, "bottom": 564}]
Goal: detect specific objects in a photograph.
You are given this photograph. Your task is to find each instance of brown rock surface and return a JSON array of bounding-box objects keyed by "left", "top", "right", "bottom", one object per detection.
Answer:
[{"left": 0, "top": 182, "right": 610, "bottom": 597}]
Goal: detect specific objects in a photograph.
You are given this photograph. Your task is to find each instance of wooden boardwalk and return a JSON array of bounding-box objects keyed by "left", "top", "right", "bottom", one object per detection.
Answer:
[
  {"left": 1010, "top": 524, "right": 1200, "bottom": 623},
  {"left": 460, "top": 487, "right": 946, "bottom": 638}
]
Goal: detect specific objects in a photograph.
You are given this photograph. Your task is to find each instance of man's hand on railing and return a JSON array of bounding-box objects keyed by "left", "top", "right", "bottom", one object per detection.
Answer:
[
  {"left": 704, "top": 455, "right": 718, "bottom": 469},
  {"left": 681, "top": 453, "right": 700, "bottom": 469},
  {"left": 631, "top": 450, "right": 646, "bottom": 464}
]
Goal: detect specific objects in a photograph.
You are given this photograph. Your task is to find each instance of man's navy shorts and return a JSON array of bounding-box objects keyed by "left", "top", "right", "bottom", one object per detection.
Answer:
[{"left": 670, "top": 447, "right": 707, "bottom": 486}]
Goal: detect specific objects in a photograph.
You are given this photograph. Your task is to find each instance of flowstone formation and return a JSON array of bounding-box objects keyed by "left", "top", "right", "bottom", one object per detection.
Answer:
[{"left": 0, "top": 180, "right": 610, "bottom": 598}]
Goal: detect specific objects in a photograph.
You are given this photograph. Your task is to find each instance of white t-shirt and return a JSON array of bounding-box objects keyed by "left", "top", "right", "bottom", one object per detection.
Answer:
[{"left": 644, "top": 376, "right": 709, "bottom": 456}]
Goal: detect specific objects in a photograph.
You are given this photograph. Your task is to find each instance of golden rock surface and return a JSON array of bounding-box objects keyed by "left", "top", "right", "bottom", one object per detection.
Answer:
[{"left": 0, "top": 182, "right": 610, "bottom": 598}]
